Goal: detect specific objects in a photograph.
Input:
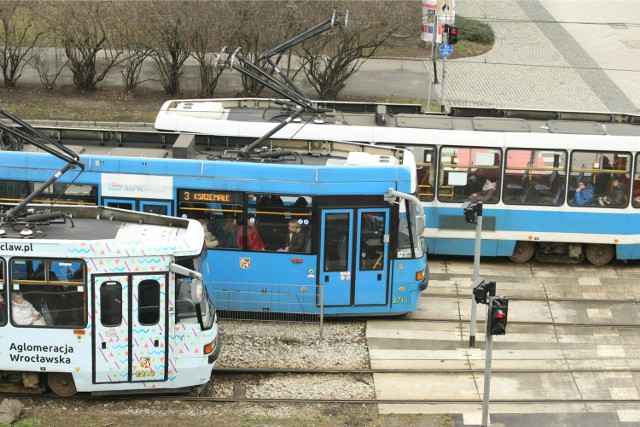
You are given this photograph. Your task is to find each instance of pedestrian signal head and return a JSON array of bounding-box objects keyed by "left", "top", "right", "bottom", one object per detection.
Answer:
[
  {"left": 462, "top": 201, "right": 477, "bottom": 224},
  {"left": 489, "top": 297, "right": 508, "bottom": 335},
  {"left": 448, "top": 25, "right": 459, "bottom": 44}
]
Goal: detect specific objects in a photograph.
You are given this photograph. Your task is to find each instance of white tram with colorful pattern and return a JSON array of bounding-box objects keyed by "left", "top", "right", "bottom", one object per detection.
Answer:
[{"left": 0, "top": 205, "right": 220, "bottom": 395}]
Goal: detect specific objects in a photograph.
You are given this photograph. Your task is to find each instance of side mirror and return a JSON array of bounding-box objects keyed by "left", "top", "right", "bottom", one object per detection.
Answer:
[
  {"left": 416, "top": 214, "right": 426, "bottom": 235},
  {"left": 190, "top": 278, "right": 203, "bottom": 304}
]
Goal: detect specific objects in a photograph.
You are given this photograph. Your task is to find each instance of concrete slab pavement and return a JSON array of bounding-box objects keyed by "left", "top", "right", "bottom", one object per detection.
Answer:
[{"left": 340, "top": 0, "right": 640, "bottom": 115}]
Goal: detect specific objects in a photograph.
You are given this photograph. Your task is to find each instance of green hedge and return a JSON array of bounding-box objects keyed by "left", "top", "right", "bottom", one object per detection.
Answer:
[{"left": 456, "top": 16, "right": 495, "bottom": 45}]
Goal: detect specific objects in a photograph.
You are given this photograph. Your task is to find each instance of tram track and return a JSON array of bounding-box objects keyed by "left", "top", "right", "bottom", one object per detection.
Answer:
[
  {"left": 425, "top": 293, "right": 640, "bottom": 304},
  {"left": 14, "top": 391, "right": 640, "bottom": 406},
  {"left": 212, "top": 366, "right": 640, "bottom": 375},
  {"left": 400, "top": 318, "right": 640, "bottom": 329}
]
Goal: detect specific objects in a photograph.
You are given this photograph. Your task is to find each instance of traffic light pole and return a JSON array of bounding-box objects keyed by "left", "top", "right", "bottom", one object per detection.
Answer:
[
  {"left": 469, "top": 202, "right": 483, "bottom": 347},
  {"left": 432, "top": 15, "right": 439, "bottom": 85},
  {"left": 481, "top": 296, "right": 494, "bottom": 427}
]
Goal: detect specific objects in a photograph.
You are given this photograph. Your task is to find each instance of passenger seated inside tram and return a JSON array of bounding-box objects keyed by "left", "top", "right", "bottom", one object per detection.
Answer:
[
  {"left": 465, "top": 169, "right": 494, "bottom": 195},
  {"left": 283, "top": 220, "right": 307, "bottom": 253},
  {"left": 212, "top": 210, "right": 238, "bottom": 249},
  {"left": 11, "top": 291, "right": 46, "bottom": 326},
  {"left": 633, "top": 194, "right": 640, "bottom": 208},
  {"left": 0, "top": 293, "right": 6, "bottom": 325},
  {"left": 596, "top": 177, "right": 626, "bottom": 207},
  {"left": 468, "top": 178, "right": 496, "bottom": 203},
  {"left": 571, "top": 180, "right": 594, "bottom": 206},
  {"left": 236, "top": 216, "right": 265, "bottom": 251}
]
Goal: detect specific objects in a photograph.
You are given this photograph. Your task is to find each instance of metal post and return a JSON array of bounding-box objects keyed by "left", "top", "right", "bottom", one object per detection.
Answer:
[
  {"left": 481, "top": 296, "right": 493, "bottom": 427},
  {"left": 432, "top": 16, "right": 438, "bottom": 84},
  {"left": 426, "top": 56, "right": 433, "bottom": 112},
  {"left": 469, "top": 202, "right": 483, "bottom": 347},
  {"left": 440, "top": 54, "right": 447, "bottom": 112},
  {"left": 319, "top": 284, "right": 324, "bottom": 339},
  {"left": 439, "top": 27, "right": 448, "bottom": 112}
]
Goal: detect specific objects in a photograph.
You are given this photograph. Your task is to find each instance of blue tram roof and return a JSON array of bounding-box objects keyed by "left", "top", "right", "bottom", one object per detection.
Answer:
[{"left": 0, "top": 149, "right": 415, "bottom": 195}]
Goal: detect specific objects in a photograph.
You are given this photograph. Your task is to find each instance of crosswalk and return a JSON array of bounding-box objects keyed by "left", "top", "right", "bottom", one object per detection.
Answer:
[{"left": 367, "top": 259, "right": 640, "bottom": 423}]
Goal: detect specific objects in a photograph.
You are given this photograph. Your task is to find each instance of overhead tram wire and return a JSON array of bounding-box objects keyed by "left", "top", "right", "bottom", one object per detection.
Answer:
[{"left": 0, "top": 110, "right": 85, "bottom": 222}]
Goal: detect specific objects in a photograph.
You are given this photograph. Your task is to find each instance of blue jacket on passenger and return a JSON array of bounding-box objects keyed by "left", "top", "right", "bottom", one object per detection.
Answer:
[{"left": 573, "top": 183, "right": 593, "bottom": 206}]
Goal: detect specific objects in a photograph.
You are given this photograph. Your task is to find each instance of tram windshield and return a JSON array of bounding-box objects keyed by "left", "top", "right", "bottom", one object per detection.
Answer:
[
  {"left": 397, "top": 199, "right": 425, "bottom": 259},
  {"left": 175, "top": 253, "right": 215, "bottom": 330}
]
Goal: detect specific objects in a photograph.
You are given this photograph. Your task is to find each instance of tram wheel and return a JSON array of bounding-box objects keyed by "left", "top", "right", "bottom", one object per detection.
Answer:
[
  {"left": 508, "top": 241, "right": 535, "bottom": 263},
  {"left": 47, "top": 372, "right": 77, "bottom": 397},
  {"left": 585, "top": 244, "right": 615, "bottom": 266}
]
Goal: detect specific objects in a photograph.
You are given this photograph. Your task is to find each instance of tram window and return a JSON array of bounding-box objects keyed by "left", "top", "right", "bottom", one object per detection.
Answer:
[
  {"left": 100, "top": 282, "right": 123, "bottom": 327},
  {"left": 0, "top": 260, "right": 6, "bottom": 327},
  {"left": 251, "top": 194, "right": 313, "bottom": 252},
  {"left": 360, "top": 212, "right": 385, "bottom": 270},
  {"left": 178, "top": 189, "right": 243, "bottom": 250},
  {"left": 0, "top": 179, "right": 29, "bottom": 204},
  {"left": 633, "top": 155, "right": 640, "bottom": 208},
  {"left": 324, "top": 213, "right": 349, "bottom": 272},
  {"left": 569, "top": 151, "right": 630, "bottom": 208},
  {"left": 32, "top": 182, "right": 97, "bottom": 206},
  {"left": 504, "top": 149, "right": 566, "bottom": 206},
  {"left": 143, "top": 204, "right": 168, "bottom": 215},
  {"left": 10, "top": 258, "right": 86, "bottom": 327},
  {"left": 138, "top": 279, "right": 160, "bottom": 325},
  {"left": 415, "top": 146, "right": 436, "bottom": 202},
  {"left": 439, "top": 146, "right": 501, "bottom": 203}
]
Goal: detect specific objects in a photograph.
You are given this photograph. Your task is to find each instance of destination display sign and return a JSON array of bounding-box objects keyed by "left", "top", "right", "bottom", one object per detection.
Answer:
[{"left": 178, "top": 189, "right": 241, "bottom": 204}]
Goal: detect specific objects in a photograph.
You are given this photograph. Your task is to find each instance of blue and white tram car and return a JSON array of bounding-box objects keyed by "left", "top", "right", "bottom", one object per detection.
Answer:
[
  {"left": 154, "top": 99, "right": 640, "bottom": 264},
  {"left": 0, "top": 205, "right": 220, "bottom": 396},
  {"left": 0, "top": 142, "right": 428, "bottom": 317}
]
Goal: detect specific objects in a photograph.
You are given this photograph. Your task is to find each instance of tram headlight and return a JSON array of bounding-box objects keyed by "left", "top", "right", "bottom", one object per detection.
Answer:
[{"left": 204, "top": 338, "right": 218, "bottom": 355}]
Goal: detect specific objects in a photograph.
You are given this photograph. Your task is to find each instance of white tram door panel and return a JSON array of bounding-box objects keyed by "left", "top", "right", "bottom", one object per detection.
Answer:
[
  {"left": 354, "top": 209, "right": 389, "bottom": 305},
  {"left": 93, "top": 274, "right": 168, "bottom": 384},
  {"left": 130, "top": 274, "right": 168, "bottom": 383}
]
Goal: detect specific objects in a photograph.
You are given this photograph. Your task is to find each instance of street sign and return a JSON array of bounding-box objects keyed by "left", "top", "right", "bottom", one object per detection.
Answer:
[{"left": 439, "top": 43, "right": 453, "bottom": 57}]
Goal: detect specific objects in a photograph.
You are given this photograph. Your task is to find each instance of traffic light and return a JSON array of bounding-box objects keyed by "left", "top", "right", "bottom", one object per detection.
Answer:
[
  {"left": 473, "top": 279, "right": 495, "bottom": 304},
  {"left": 448, "top": 25, "right": 459, "bottom": 45},
  {"left": 489, "top": 297, "right": 508, "bottom": 335},
  {"left": 473, "top": 279, "right": 488, "bottom": 304},
  {"left": 462, "top": 201, "right": 478, "bottom": 223}
]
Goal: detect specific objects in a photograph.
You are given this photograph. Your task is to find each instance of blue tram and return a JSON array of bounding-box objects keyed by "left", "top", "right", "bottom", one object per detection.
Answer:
[{"left": 0, "top": 141, "right": 428, "bottom": 316}]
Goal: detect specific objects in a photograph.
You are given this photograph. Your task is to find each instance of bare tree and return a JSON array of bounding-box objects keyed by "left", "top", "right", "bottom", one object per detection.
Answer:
[
  {"left": 0, "top": 1, "right": 44, "bottom": 88},
  {"left": 190, "top": 1, "right": 228, "bottom": 98},
  {"left": 31, "top": 48, "right": 68, "bottom": 90},
  {"left": 299, "top": 1, "right": 409, "bottom": 100},
  {"left": 44, "top": 0, "right": 126, "bottom": 91},
  {"left": 139, "top": 1, "right": 196, "bottom": 96},
  {"left": 113, "top": 3, "right": 152, "bottom": 93},
  {"left": 225, "top": 0, "right": 305, "bottom": 97}
]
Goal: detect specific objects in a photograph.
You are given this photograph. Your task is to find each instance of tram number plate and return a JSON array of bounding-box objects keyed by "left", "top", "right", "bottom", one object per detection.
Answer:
[{"left": 392, "top": 297, "right": 409, "bottom": 304}]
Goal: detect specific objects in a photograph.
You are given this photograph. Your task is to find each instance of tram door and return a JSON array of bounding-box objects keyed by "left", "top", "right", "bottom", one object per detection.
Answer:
[
  {"left": 93, "top": 274, "right": 168, "bottom": 384},
  {"left": 320, "top": 209, "right": 390, "bottom": 306}
]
